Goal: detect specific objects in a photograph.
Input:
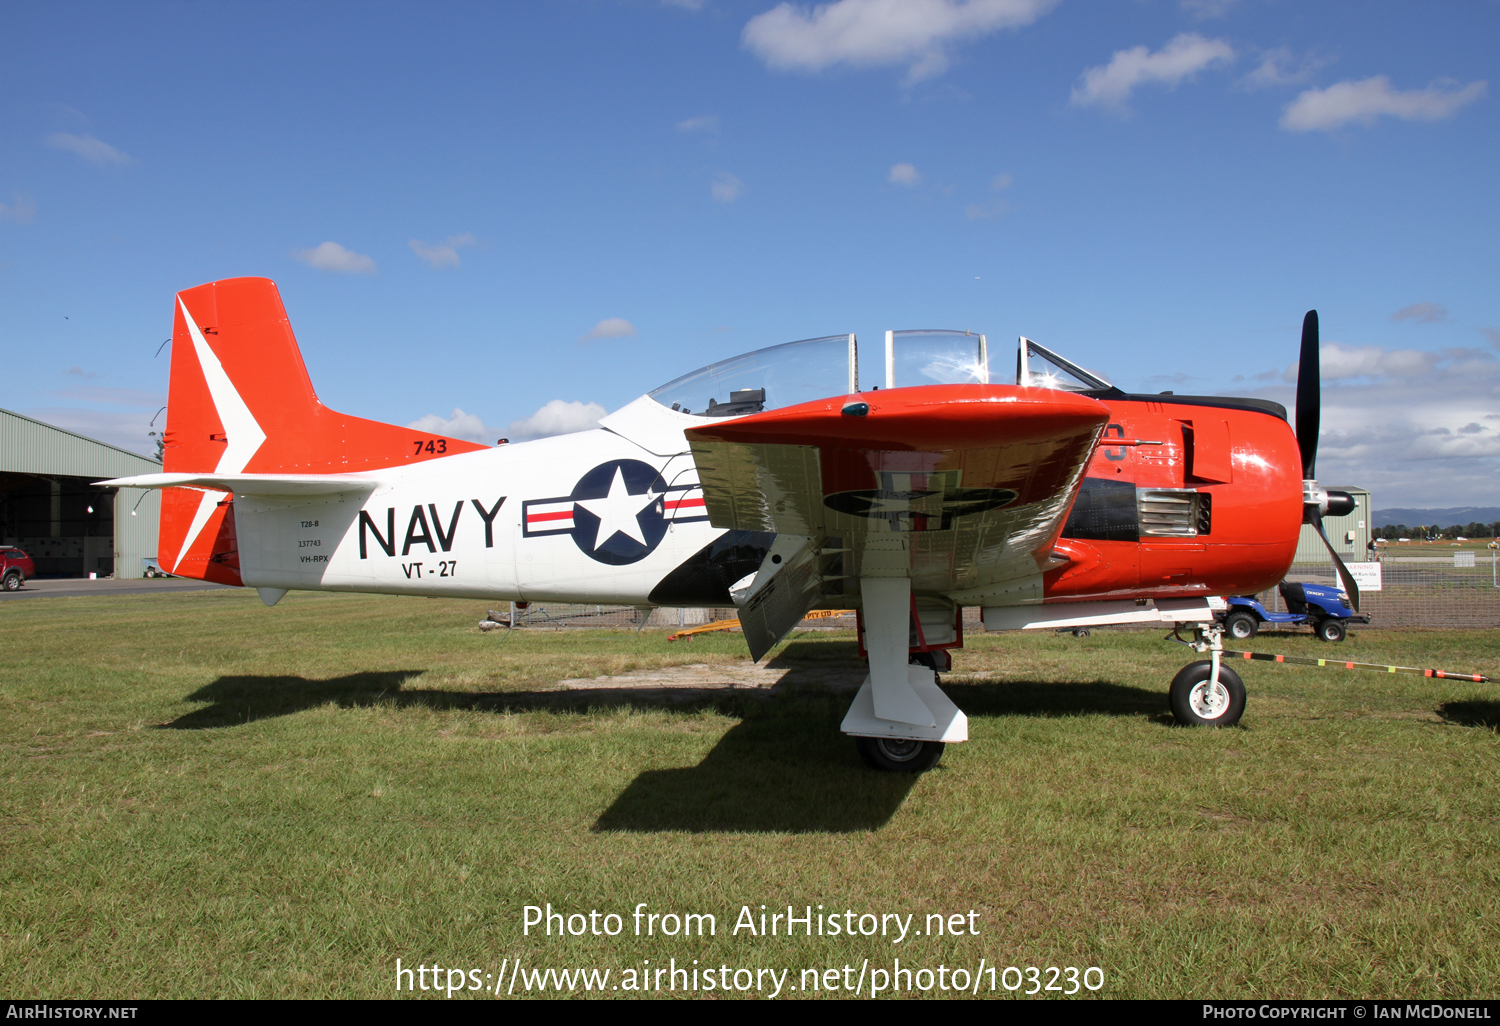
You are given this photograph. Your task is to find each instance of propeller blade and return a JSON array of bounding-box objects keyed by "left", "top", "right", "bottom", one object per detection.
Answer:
[
  {"left": 1296, "top": 310, "right": 1320, "bottom": 481},
  {"left": 1311, "top": 515, "right": 1360, "bottom": 613}
]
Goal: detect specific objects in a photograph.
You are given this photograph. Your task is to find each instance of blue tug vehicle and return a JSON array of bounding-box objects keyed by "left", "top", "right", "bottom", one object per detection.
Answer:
[{"left": 1220, "top": 581, "right": 1370, "bottom": 643}]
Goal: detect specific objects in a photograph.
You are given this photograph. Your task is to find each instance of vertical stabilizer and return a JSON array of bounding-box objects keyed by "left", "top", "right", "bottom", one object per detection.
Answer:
[{"left": 159, "top": 277, "right": 486, "bottom": 582}]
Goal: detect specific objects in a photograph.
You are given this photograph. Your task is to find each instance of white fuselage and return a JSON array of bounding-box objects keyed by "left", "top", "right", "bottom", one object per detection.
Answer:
[{"left": 232, "top": 399, "right": 728, "bottom": 604}]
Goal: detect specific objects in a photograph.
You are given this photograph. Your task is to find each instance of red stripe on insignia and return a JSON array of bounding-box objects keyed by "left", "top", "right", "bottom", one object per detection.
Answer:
[
  {"left": 665, "top": 498, "right": 705, "bottom": 510},
  {"left": 528, "top": 511, "right": 574, "bottom": 523}
]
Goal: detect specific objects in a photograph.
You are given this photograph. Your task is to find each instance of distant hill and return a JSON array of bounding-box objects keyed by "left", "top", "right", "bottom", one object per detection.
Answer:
[{"left": 1374, "top": 507, "right": 1500, "bottom": 529}]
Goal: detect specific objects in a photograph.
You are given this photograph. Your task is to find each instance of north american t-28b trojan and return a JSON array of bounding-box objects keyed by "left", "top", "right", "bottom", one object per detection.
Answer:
[{"left": 102, "top": 278, "right": 1360, "bottom": 771}]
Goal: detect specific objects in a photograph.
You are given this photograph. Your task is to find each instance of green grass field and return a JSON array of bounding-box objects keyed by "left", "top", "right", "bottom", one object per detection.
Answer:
[{"left": 3, "top": 588, "right": 1499, "bottom": 999}]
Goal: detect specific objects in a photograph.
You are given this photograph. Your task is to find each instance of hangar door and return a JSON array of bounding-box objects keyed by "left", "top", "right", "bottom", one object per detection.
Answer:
[{"left": 0, "top": 473, "right": 118, "bottom": 577}]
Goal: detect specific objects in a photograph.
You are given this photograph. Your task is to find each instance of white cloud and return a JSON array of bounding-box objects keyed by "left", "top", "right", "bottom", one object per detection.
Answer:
[
  {"left": 990, "top": 173, "right": 1012, "bottom": 190},
  {"left": 1071, "top": 33, "right": 1235, "bottom": 113},
  {"left": 45, "top": 133, "right": 134, "bottom": 166},
  {"left": 1281, "top": 76, "right": 1487, "bottom": 132},
  {"left": 742, "top": 0, "right": 1056, "bottom": 84},
  {"left": 405, "top": 408, "right": 499, "bottom": 445},
  {"left": 1391, "top": 302, "right": 1448, "bottom": 324},
  {"left": 0, "top": 193, "right": 37, "bottom": 223},
  {"left": 292, "top": 241, "right": 377, "bottom": 275},
  {"left": 676, "top": 114, "right": 720, "bottom": 132},
  {"left": 1240, "top": 47, "right": 1329, "bottom": 91},
  {"left": 1179, "top": 0, "right": 1238, "bottom": 18},
  {"left": 1279, "top": 342, "right": 1438, "bottom": 383},
  {"left": 581, "top": 317, "right": 638, "bottom": 341},
  {"left": 506, "top": 400, "right": 607, "bottom": 442},
  {"left": 888, "top": 162, "right": 921, "bottom": 186},
  {"left": 711, "top": 172, "right": 744, "bottom": 202},
  {"left": 1246, "top": 344, "right": 1500, "bottom": 506},
  {"left": 1482, "top": 328, "right": 1500, "bottom": 350},
  {"left": 409, "top": 233, "right": 478, "bottom": 269}
]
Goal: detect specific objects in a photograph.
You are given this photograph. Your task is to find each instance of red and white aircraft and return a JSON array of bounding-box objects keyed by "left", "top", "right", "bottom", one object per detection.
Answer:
[{"left": 102, "top": 277, "right": 1358, "bottom": 771}]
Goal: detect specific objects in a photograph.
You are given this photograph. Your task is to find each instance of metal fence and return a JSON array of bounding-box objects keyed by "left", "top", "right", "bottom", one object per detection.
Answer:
[
  {"left": 1257, "top": 554, "right": 1500, "bottom": 629},
  {"left": 480, "top": 604, "right": 861, "bottom": 633},
  {"left": 483, "top": 553, "right": 1500, "bottom": 634}
]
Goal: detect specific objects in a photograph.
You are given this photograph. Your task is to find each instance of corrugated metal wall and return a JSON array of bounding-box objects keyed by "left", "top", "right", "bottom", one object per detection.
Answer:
[
  {"left": 0, "top": 408, "right": 161, "bottom": 479},
  {"left": 1294, "top": 486, "right": 1372, "bottom": 563},
  {"left": 2, "top": 407, "right": 162, "bottom": 578},
  {"left": 114, "top": 486, "right": 161, "bottom": 577}
]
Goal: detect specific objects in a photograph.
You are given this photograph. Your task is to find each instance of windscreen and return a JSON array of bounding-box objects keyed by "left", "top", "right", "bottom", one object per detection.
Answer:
[
  {"left": 1016, "top": 337, "right": 1112, "bottom": 392},
  {"left": 886, "top": 329, "right": 989, "bottom": 389},
  {"left": 648, "top": 334, "right": 856, "bottom": 417}
]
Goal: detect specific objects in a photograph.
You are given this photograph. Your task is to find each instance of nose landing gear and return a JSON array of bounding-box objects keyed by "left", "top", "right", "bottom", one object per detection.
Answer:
[{"left": 1169, "top": 623, "right": 1246, "bottom": 727}]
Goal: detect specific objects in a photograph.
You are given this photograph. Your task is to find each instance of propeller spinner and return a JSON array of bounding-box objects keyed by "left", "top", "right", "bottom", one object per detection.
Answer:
[{"left": 1295, "top": 310, "right": 1361, "bottom": 612}]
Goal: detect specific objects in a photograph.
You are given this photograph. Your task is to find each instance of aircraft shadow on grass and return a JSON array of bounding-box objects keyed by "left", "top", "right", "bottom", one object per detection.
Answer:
[
  {"left": 164, "top": 655, "right": 1170, "bottom": 834},
  {"left": 595, "top": 673, "right": 1172, "bottom": 834},
  {"left": 1439, "top": 700, "right": 1500, "bottom": 733}
]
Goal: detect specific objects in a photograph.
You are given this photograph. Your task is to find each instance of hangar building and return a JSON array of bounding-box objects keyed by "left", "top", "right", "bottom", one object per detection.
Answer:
[
  {"left": 1294, "top": 485, "right": 1372, "bottom": 563},
  {"left": 0, "top": 407, "right": 161, "bottom": 578}
]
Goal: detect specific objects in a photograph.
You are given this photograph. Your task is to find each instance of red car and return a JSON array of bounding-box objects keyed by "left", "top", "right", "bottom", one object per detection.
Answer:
[{"left": 2, "top": 547, "right": 35, "bottom": 590}]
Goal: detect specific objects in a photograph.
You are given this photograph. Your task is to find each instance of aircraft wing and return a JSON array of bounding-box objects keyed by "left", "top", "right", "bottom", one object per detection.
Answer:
[{"left": 686, "top": 384, "right": 1111, "bottom": 617}]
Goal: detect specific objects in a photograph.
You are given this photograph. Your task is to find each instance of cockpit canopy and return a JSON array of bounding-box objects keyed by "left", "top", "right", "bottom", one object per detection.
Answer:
[{"left": 647, "top": 330, "right": 1111, "bottom": 417}]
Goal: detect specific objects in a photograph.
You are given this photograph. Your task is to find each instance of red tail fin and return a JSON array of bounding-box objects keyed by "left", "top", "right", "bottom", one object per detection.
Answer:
[{"left": 160, "top": 277, "right": 485, "bottom": 582}]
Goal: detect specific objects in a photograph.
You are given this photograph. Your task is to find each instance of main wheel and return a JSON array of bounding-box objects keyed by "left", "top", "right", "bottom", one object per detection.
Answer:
[
  {"left": 2, "top": 571, "right": 21, "bottom": 592},
  {"left": 854, "top": 736, "right": 945, "bottom": 773},
  {"left": 1224, "top": 611, "right": 1258, "bottom": 641},
  {"left": 1169, "top": 661, "right": 1246, "bottom": 727},
  {"left": 1316, "top": 619, "right": 1346, "bottom": 643}
]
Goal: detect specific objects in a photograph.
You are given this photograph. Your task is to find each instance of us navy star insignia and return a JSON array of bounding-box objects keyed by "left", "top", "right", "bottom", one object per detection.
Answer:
[{"left": 576, "top": 466, "right": 658, "bottom": 550}]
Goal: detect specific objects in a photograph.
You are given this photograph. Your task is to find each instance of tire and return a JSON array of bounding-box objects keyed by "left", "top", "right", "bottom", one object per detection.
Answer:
[
  {"left": 1169, "top": 661, "right": 1246, "bottom": 727},
  {"left": 1073, "top": 628, "right": 1090, "bottom": 638},
  {"left": 854, "top": 736, "right": 946, "bottom": 773},
  {"left": 2, "top": 571, "right": 20, "bottom": 592},
  {"left": 1316, "top": 619, "right": 1346, "bottom": 643},
  {"left": 1224, "top": 611, "right": 1258, "bottom": 641}
]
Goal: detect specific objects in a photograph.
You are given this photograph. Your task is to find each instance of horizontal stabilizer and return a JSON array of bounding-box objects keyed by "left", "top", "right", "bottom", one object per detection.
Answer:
[{"left": 95, "top": 472, "right": 381, "bottom": 497}]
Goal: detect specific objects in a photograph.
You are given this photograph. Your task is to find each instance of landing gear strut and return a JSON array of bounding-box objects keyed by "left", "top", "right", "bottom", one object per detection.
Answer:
[
  {"left": 1169, "top": 623, "right": 1246, "bottom": 727},
  {"left": 842, "top": 577, "right": 967, "bottom": 773}
]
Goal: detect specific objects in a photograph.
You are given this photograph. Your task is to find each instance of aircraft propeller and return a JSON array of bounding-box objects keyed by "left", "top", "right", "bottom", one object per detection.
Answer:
[{"left": 1295, "top": 310, "right": 1361, "bottom": 612}]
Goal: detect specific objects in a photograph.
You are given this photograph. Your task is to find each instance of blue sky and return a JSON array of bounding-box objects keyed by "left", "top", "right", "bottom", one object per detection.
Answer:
[{"left": 2, "top": 0, "right": 1496, "bottom": 506}]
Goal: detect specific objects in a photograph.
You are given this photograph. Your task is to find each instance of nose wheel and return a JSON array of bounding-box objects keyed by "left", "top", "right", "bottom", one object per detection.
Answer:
[{"left": 1169, "top": 660, "right": 1246, "bottom": 726}]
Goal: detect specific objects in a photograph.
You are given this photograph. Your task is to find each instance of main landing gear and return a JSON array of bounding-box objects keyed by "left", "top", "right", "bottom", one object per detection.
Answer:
[
  {"left": 855, "top": 736, "right": 947, "bottom": 773},
  {"left": 1169, "top": 623, "right": 1246, "bottom": 727},
  {"left": 842, "top": 577, "right": 966, "bottom": 774}
]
